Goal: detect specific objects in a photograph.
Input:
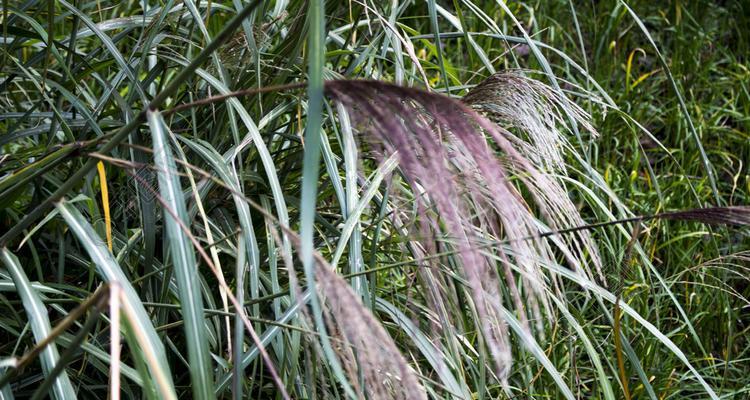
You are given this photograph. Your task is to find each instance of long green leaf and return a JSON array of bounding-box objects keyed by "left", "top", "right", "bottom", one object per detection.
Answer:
[
  {"left": 620, "top": 1, "right": 720, "bottom": 205},
  {"left": 301, "top": 1, "right": 358, "bottom": 398},
  {"left": 148, "top": 110, "right": 215, "bottom": 399},
  {"left": 56, "top": 201, "right": 176, "bottom": 400},
  {"left": 0, "top": 248, "right": 76, "bottom": 400}
]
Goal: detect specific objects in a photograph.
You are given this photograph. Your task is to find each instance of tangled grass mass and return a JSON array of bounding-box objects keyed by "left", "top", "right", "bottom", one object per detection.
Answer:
[{"left": 0, "top": 0, "right": 749, "bottom": 399}]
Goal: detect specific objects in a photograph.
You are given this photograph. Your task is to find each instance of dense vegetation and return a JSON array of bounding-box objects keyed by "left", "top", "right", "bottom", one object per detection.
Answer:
[{"left": 0, "top": 0, "right": 748, "bottom": 398}]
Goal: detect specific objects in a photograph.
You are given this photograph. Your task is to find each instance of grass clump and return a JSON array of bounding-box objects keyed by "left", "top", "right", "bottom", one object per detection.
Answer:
[{"left": 0, "top": 1, "right": 748, "bottom": 399}]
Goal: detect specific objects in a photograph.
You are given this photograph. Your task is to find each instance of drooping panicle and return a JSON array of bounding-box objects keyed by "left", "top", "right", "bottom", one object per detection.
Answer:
[{"left": 324, "top": 76, "right": 604, "bottom": 381}]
